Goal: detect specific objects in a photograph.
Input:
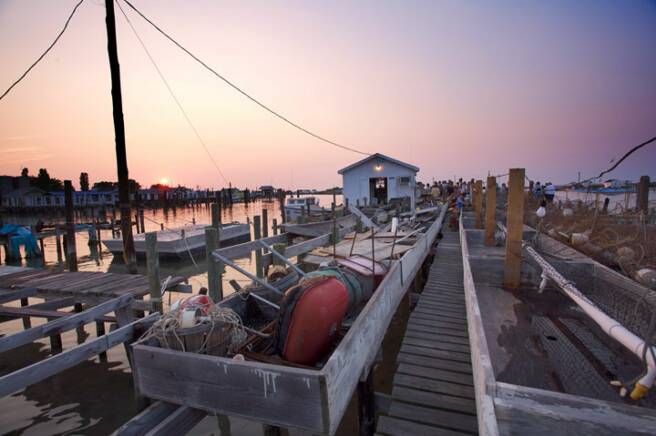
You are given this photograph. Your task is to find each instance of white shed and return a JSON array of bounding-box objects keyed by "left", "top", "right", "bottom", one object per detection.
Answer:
[{"left": 338, "top": 153, "right": 419, "bottom": 209}]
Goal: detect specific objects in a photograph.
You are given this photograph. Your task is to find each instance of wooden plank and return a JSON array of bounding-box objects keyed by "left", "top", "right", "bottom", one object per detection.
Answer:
[
  {"left": 0, "top": 294, "right": 132, "bottom": 353},
  {"left": 0, "top": 313, "right": 158, "bottom": 397},
  {"left": 403, "top": 336, "right": 471, "bottom": 354},
  {"left": 0, "top": 306, "right": 115, "bottom": 323},
  {"left": 407, "top": 318, "right": 469, "bottom": 333},
  {"left": 411, "top": 312, "right": 468, "bottom": 325},
  {"left": 394, "top": 373, "right": 475, "bottom": 399},
  {"left": 377, "top": 415, "right": 461, "bottom": 436},
  {"left": 213, "top": 234, "right": 287, "bottom": 260},
  {"left": 504, "top": 168, "right": 525, "bottom": 287},
  {"left": 392, "top": 386, "right": 477, "bottom": 415},
  {"left": 495, "top": 381, "right": 656, "bottom": 435},
  {"left": 397, "top": 353, "right": 472, "bottom": 374},
  {"left": 113, "top": 401, "right": 180, "bottom": 435},
  {"left": 389, "top": 401, "right": 477, "bottom": 433},
  {"left": 0, "top": 287, "right": 37, "bottom": 304},
  {"left": 143, "top": 406, "right": 206, "bottom": 436},
  {"left": 27, "top": 296, "right": 77, "bottom": 310},
  {"left": 401, "top": 344, "right": 471, "bottom": 364},
  {"left": 133, "top": 344, "right": 325, "bottom": 433},
  {"left": 397, "top": 363, "right": 474, "bottom": 386},
  {"left": 404, "top": 329, "right": 470, "bottom": 345}
]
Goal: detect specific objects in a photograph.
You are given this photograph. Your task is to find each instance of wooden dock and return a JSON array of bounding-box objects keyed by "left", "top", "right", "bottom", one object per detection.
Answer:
[
  {"left": 0, "top": 266, "right": 185, "bottom": 306},
  {"left": 377, "top": 229, "right": 478, "bottom": 435}
]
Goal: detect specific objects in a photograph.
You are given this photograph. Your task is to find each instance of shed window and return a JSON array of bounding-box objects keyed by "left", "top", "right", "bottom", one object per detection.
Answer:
[{"left": 399, "top": 177, "right": 410, "bottom": 186}]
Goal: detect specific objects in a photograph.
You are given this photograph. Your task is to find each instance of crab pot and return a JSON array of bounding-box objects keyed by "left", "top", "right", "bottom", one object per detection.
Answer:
[{"left": 160, "top": 322, "right": 234, "bottom": 356}]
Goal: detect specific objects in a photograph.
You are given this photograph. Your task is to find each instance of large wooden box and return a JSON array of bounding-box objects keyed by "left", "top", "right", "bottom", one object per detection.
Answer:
[{"left": 132, "top": 208, "right": 446, "bottom": 434}]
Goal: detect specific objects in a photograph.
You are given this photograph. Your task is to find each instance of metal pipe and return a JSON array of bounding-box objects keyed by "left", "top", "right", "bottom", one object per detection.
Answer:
[
  {"left": 211, "top": 251, "right": 283, "bottom": 296},
  {"left": 258, "top": 240, "right": 307, "bottom": 278}
]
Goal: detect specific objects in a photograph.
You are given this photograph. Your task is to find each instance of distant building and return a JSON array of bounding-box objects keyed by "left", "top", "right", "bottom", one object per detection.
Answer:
[{"left": 338, "top": 153, "right": 419, "bottom": 209}]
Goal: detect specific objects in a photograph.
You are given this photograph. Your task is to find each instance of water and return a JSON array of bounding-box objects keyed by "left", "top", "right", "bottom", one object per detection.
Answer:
[{"left": 1, "top": 195, "right": 356, "bottom": 435}]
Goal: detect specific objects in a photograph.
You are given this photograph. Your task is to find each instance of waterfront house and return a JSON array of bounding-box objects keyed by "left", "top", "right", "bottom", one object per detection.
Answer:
[{"left": 338, "top": 153, "right": 419, "bottom": 209}]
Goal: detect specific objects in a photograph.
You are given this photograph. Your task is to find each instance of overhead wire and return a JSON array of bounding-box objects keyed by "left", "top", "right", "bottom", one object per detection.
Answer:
[
  {"left": 581, "top": 135, "right": 656, "bottom": 184},
  {"left": 0, "top": 0, "right": 85, "bottom": 102},
  {"left": 115, "top": 0, "right": 230, "bottom": 185},
  {"left": 121, "top": 0, "right": 371, "bottom": 157}
]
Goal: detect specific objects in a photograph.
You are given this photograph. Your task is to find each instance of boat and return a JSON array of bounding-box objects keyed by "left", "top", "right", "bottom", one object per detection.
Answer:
[
  {"left": 101, "top": 223, "right": 250, "bottom": 260},
  {"left": 283, "top": 196, "right": 323, "bottom": 222}
]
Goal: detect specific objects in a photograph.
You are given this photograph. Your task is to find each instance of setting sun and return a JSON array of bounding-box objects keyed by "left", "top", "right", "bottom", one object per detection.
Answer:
[{"left": 159, "top": 177, "right": 169, "bottom": 186}]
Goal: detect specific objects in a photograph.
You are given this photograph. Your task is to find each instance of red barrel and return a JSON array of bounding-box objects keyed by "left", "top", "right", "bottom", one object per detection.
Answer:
[{"left": 278, "top": 277, "right": 349, "bottom": 365}]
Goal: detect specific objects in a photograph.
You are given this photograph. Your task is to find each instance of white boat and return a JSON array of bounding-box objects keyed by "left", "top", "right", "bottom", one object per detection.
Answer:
[
  {"left": 102, "top": 223, "right": 250, "bottom": 260},
  {"left": 283, "top": 196, "right": 323, "bottom": 222}
]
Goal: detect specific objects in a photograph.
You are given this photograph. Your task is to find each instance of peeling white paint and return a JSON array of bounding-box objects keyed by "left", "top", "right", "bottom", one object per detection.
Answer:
[{"left": 253, "top": 369, "right": 280, "bottom": 398}]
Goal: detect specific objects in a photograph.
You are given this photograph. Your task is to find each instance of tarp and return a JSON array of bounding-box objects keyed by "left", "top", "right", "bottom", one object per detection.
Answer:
[{"left": 0, "top": 224, "right": 41, "bottom": 257}]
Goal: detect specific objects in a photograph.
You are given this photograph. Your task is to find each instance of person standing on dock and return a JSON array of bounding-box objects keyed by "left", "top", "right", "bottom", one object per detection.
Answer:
[{"left": 544, "top": 182, "right": 556, "bottom": 202}]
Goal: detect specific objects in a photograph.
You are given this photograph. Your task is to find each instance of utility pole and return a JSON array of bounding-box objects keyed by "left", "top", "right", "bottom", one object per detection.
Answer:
[{"left": 105, "top": 0, "right": 137, "bottom": 273}]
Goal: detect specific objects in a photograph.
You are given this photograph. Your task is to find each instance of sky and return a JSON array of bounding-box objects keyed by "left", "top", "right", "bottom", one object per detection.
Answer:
[{"left": 0, "top": 0, "right": 655, "bottom": 190}]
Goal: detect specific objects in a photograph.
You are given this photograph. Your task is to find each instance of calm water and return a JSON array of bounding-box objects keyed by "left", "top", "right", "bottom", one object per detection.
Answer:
[{"left": 1, "top": 195, "right": 357, "bottom": 435}]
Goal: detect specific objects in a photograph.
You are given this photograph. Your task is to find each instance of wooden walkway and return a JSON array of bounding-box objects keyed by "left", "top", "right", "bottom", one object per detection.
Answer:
[
  {"left": 0, "top": 266, "right": 185, "bottom": 306},
  {"left": 377, "top": 230, "right": 478, "bottom": 435}
]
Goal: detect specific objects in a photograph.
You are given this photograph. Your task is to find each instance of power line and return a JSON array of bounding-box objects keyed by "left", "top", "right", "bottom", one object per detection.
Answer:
[
  {"left": 581, "top": 135, "right": 656, "bottom": 184},
  {"left": 121, "top": 0, "right": 371, "bottom": 157},
  {"left": 115, "top": 1, "right": 230, "bottom": 185},
  {"left": 0, "top": 0, "right": 85, "bottom": 102}
]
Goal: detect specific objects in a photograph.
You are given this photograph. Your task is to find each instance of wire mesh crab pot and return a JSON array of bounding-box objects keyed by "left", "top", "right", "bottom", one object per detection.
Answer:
[{"left": 159, "top": 321, "right": 236, "bottom": 356}]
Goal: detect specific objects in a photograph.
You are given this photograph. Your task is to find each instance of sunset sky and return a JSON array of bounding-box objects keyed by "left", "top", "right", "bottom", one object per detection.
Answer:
[{"left": 1, "top": 0, "right": 655, "bottom": 190}]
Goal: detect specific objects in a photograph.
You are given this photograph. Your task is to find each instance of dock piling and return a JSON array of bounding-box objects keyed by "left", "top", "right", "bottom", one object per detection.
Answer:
[
  {"left": 253, "top": 215, "right": 264, "bottom": 278},
  {"left": 262, "top": 208, "right": 269, "bottom": 238},
  {"left": 484, "top": 176, "right": 497, "bottom": 246},
  {"left": 504, "top": 168, "right": 525, "bottom": 288},
  {"left": 205, "top": 227, "right": 223, "bottom": 301},
  {"left": 145, "top": 232, "right": 163, "bottom": 313},
  {"left": 474, "top": 179, "right": 484, "bottom": 229},
  {"left": 637, "top": 175, "right": 650, "bottom": 213}
]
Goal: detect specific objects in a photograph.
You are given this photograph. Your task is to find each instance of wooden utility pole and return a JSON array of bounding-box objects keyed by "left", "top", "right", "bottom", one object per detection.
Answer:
[
  {"left": 484, "top": 176, "right": 497, "bottom": 246},
  {"left": 105, "top": 0, "right": 137, "bottom": 274},
  {"left": 64, "top": 180, "right": 78, "bottom": 272},
  {"left": 504, "top": 169, "right": 525, "bottom": 288}
]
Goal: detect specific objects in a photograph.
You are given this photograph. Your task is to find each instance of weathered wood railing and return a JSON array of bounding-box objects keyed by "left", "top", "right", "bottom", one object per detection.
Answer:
[{"left": 459, "top": 212, "right": 500, "bottom": 436}]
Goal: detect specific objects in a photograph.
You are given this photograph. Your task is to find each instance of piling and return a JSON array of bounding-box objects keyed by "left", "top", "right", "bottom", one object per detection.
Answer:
[
  {"left": 20, "top": 298, "right": 31, "bottom": 329},
  {"left": 272, "top": 243, "right": 287, "bottom": 266},
  {"left": 272, "top": 218, "right": 278, "bottom": 236},
  {"left": 253, "top": 215, "right": 264, "bottom": 278},
  {"left": 504, "top": 168, "right": 525, "bottom": 288},
  {"left": 96, "top": 321, "right": 107, "bottom": 361},
  {"left": 139, "top": 209, "right": 145, "bottom": 234},
  {"left": 211, "top": 203, "right": 221, "bottom": 230},
  {"left": 637, "top": 175, "right": 650, "bottom": 213},
  {"left": 205, "top": 227, "right": 223, "bottom": 301},
  {"left": 64, "top": 180, "right": 78, "bottom": 272},
  {"left": 262, "top": 208, "right": 269, "bottom": 238},
  {"left": 484, "top": 176, "right": 497, "bottom": 246},
  {"left": 145, "top": 232, "right": 163, "bottom": 313},
  {"left": 474, "top": 179, "right": 483, "bottom": 229}
]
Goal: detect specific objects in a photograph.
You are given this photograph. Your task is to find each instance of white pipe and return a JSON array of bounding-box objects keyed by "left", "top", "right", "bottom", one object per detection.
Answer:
[{"left": 524, "top": 245, "right": 656, "bottom": 399}]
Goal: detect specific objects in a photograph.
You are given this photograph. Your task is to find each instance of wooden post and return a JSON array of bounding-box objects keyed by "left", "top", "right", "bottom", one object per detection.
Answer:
[
  {"left": 74, "top": 302, "right": 86, "bottom": 344},
  {"left": 504, "top": 168, "right": 525, "bottom": 288},
  {"left": 331, "top": 202, "right": 337, "bottom": 257},
  {"left": 96, "top": 321, "right": 107, "bottom": 361},
  {"left": 105, "top": 0, "right": 137, "bottom": 274},
  {"left": 253, "top": 215, "right": 263, "bottom": 278},
  {"left": 211, "top": 202, "right": 220, "bottom": 230},
  {"left": 20, "top": 298, "right": 31, "bottom": 329},
  {"left": 272, "top": 218, "right": 278, "bottom": 236},
  {"left": 64, "top": 180, "right": 78, "bottom": 272},
  {"left": 205, "top": 227, "right": 223, "bottom": 301},
  {"left": 272, "top": 243, "right": 287, "bottom": 266},
  {"left": 637, "top": 175, "right": 650, "bottom": 213},
  {"left": 139, "top": 209, "right": 145, "bottom": 234},
  {"left": 358, "top": 369, "right": 376, "bottom": 436},
  {"left": 474, "top": 179, "right": 483, "bottom": 228},
  {"left": 262, "top": 208, "right": 269, "bottom": 238},
  {"left": 145, "top": 232, "right": 163, "bottom": 313},
  {"left": 484, "top": 176, "right": 497, "bottom": 246}
]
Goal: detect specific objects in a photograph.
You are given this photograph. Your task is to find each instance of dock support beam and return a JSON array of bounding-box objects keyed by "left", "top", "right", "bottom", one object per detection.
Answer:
[
  {"left": 206, "top": 227, "right": 223, "bottom": 301},
  {"left": 484, "top": 176, "right": 496, "bottom": 246},
  {"left": 504, "top": 168, "right": 525, "bottom": 288},
  {"left": 637, "top": 175, "right": 650, "bottom": 213},
  {"left": 145, "top": 232, "right": 162, "bottom": 313},
  {"left": 474, "top": 179, "right": 483, "bottom": 229},
  {"left": 211, "top": 202, "right": 221, "bottom": 230},
  {"left": 253, "top": 215, "right": 264, "bottom": 278},
  {"left": 358, "top": 368, "right": 376, "bottom": 436}
]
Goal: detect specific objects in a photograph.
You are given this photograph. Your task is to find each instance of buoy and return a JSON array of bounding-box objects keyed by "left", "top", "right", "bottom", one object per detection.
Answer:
[{"left": 635, "top": 269, "right": 656, "bottom": 289}]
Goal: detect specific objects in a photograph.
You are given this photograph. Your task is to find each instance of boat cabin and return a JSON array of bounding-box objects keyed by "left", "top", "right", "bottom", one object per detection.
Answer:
[{"left": 338, "top": 153, "right": 419, "bottom": 209}]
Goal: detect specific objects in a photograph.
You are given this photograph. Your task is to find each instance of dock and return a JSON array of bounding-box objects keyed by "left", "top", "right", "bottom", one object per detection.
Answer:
[{"left": 377, "top": 225, "right": 478, "bottom": 435}]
